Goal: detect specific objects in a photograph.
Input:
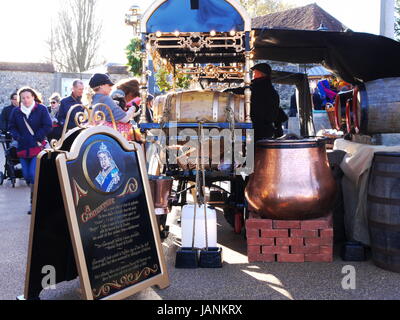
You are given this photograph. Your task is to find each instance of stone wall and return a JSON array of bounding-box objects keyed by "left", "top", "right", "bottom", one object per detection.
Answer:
[
  {"left": 0, "top": 61, "right": 310, "bottom": 112},
  {"left": 0, "top": 71, "right": 56, "bottom": 107},
  {"left": 0, "top": 62, "right": 131, "bottom": 109}
]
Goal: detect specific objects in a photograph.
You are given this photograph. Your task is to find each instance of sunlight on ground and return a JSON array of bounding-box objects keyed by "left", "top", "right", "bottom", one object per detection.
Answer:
[
  {"left": 241, "top": 270, "right": 294, "bottom": 300},
  {"left": 167, "top": 206, "right": 249, "bottom": 264}
]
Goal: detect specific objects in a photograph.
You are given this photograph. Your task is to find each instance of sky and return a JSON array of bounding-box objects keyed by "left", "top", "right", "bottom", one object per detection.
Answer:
[{"left": 0, "top": 0, "right": 382, "bottom": 65}]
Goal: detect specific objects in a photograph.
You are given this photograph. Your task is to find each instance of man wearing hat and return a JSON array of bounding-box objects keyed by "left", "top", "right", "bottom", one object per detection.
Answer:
[
  {"left": 90, "top": 73, "right": 136, "bottom": 124},
  {"left": 226, "top": 63, "right": 280, "bottom": 141}
]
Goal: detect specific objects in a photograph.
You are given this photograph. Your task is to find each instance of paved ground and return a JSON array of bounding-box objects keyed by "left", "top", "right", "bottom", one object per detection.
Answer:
[{"left": 0, "top": 148, "right": 400, "bottom": 300}]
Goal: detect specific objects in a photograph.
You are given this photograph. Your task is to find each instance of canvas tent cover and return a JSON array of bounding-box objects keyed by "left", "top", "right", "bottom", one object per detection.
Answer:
[{"left": 253, "top": 29, "right": 400, "bottom": 85}]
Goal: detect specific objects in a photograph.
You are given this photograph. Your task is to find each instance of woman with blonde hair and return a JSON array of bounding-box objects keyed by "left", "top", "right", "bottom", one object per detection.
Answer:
[{"left": 48, "top": 93, "right": 61, "bottom": 117}]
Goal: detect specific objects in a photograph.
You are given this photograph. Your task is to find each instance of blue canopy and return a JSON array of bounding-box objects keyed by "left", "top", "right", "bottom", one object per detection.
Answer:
[{"left": 145, "top": 0, "right": 246, "bottom": 33}]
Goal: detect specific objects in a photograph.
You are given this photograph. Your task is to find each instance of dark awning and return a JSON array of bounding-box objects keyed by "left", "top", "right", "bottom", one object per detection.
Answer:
[{"left": 253, "top": 28, "right": 400, "bottom": 84}]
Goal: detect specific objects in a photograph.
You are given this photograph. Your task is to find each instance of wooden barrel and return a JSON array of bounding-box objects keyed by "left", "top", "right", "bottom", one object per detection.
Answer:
[
  {"left": 367, "top": 152, "right": 400, "bottom": 273},
  {"left": 153, "top": 90, "right": 246, "bottom": 123},
  {"left": 357, "top": 77, "right": 400, "bottom": 134}
]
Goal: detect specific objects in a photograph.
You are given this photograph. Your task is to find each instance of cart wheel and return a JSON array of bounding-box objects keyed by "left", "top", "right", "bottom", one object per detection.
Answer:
[
  {"left": 0, "top": 172, "right": 4, "bottom": 185},
  {"left": 234, "top": 211, "right": 243, "bottom": 234}
]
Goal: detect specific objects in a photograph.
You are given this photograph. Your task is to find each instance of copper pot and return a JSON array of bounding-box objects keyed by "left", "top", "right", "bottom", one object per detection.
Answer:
[
  {"left": 149, "top": 176, "right": 174, "bottom": 209},
  {"left": 245, "top": 138, "right": 337, "bottom": 220}
]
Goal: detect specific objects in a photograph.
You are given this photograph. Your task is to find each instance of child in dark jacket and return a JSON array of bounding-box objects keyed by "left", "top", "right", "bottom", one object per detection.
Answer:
[{"left": 8, "top": 87, "right": 52, "bottom": 214}]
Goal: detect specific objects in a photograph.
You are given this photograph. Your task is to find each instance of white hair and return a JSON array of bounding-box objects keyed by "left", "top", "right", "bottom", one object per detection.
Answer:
[{"left": 72, "top": 80, "right": 84, "bottom": 87}]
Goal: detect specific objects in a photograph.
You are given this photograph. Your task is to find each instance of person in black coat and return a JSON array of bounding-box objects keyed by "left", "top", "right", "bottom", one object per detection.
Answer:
[
  {"left": 57, "top": 80, "right": 84, "bottom": 130},
  {"left": 225, "top": 63, "right": 280, "bottom": 141},
  {"left": 0, "top": 92, "right": 19, "bottom": 148}
]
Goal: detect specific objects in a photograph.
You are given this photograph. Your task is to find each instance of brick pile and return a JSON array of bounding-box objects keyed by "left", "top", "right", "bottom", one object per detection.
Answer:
[{"left": 246, "top": 213, "right": 333, "bottom": 263}]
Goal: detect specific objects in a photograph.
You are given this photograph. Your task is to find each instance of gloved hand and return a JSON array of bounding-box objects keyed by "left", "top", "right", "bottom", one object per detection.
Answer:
[{"left": 10, "top": 140, "right": 18, "bottom": 149}]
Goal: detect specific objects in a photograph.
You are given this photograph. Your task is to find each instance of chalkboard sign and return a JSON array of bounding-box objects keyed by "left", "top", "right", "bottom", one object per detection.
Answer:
[{"left": 55, "top": 127, "right": 169, "bottom": 300}]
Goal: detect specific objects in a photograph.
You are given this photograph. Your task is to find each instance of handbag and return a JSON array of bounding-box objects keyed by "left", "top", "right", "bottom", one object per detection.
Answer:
[
  {"left": 17, "top": 117, "right": 49, "bottom": 158},
  {"left": 103, "top": 121, "right": 135, "bottom": 141}
]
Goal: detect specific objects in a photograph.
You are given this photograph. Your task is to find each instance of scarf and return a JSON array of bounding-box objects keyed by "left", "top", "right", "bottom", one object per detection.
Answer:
[{"left": 21, "top": 101, "right": 36, "bottom": 118}]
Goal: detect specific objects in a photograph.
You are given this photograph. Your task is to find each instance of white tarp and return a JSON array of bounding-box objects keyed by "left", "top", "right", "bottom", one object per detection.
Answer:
[{"left": 334, "top": 139, "right": 400, "bottom": 245}]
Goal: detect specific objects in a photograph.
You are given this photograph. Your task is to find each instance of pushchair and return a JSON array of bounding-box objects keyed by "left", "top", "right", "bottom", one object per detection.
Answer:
[{"left": 0, "top": 134, "right": 24, "bottom": 188}]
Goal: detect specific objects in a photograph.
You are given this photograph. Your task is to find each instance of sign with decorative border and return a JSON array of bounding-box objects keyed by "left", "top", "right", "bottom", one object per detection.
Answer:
[
  {"left": 55, "top": 127, "right": 169, "bottom": 300},
  {"left": 20, "top": 111, "right": 169, "bottom": 300}
]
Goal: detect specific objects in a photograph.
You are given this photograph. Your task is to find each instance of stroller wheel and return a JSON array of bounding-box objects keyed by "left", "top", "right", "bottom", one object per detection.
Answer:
[
  {"left": 0, "top": 172, "right": 4, "bottom": 185},
  {"left": 11, "top": 178, "right": 16, "bottom": 188}
]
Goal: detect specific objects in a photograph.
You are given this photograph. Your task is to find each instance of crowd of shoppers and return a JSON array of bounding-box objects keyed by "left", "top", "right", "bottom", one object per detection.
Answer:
[{"left": 0, "top": 73, "right": 148, "bottom": 215}]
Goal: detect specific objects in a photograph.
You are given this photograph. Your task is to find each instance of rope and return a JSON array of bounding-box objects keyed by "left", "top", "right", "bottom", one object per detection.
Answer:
[
  {"left": 161, "top": 93, "right": 174, "bottom": 127},
  {"left": 226, "top": 93, "right": 236, "bottom": 170},
  {"left": 191, "top": 128, "right": 201, "bottom": 250},
  {"left": 200, "top": 122, "right": 209, "bottom": 251}
]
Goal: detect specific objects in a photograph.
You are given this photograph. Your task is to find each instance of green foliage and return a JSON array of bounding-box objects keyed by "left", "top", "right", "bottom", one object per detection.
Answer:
[
  {"left": 155, "top": 67, "right": 172, "bottom": 93},
  {"left": 239, "top": 0, "right": 293, "bottom": 17},
  {"left": 155, "top": 67, "right": 191, "bottom": 93},
  {"left": 175, "top": 73, "right": 191, "bottom": 90},
  {"left": 126, "top": 38, "right": 142, "bottom": 76}
]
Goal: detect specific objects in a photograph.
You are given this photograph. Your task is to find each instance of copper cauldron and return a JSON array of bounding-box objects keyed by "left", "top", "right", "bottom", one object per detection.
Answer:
[
  {"left": 149, "top": 176, "right": 174, "bottom": 210},
  {"left": 245, "top": 138, "right": 337, "bottom": 220}
]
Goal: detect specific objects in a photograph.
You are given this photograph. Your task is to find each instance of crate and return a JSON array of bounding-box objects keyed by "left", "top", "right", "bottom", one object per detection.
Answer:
[{"left": 246, "top": 213, "right": 333, "bottom": 263}]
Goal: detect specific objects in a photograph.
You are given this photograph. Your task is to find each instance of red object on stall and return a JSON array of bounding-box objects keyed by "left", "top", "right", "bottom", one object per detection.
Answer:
[
  {"left": 345, "top": 99, "right": 352, "bottom": 133},
  {"left": 246, "top": 213, "right": 333, "bottom": 263},
  {"left": 334, "top": 94, "right": 341, "bottom": 131},
  {"left": 352, "top": 86, "right": 360, "bottom": 133}
]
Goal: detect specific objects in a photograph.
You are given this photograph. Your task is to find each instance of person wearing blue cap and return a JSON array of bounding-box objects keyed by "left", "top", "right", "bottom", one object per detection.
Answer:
[
  {"left": 225, "top": 63, "right": 280, "bottom": 141},
  {"left": 89, "top": 73, "right": 137, "bottom": 124}
]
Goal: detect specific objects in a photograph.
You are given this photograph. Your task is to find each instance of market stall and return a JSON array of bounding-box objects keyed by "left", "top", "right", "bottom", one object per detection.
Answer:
[{"left": 136, "top": 0, "right": 400, "bottom": 270}]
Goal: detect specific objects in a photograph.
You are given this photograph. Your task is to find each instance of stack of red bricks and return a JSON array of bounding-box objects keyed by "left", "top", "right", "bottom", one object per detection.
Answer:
[{"left": 246, "top": 213, "right": 333, "bottom": 263}]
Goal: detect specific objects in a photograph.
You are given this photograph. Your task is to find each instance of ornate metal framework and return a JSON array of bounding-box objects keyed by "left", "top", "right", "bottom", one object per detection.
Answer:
[
  {"left": 147, "top": 32, "right": 245, "bottom": 53},
  {"left": 138, "top": 0, "right": 253, "bottom": 124},
  {"left": 51, "top": 104, "right": 119, "bottom": 150},
  {"left": 177, "top": 64, "right": 244, "bottom": 81}
]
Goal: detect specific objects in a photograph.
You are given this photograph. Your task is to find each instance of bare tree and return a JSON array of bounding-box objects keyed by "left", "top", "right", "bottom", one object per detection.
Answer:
[
  {"left": 47, "top": 0, "right": 103, "bottom": 72},
  {"left": 396, "top": 0, "right": 400, "bottom": 41}
]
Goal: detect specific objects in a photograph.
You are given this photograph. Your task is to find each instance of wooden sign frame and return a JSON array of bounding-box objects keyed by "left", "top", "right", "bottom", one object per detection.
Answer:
[
  {"left": 22, "top": 126, "right": 169, "bottom": 300},
  {"left": 58, "top": 127, "right": 169, "bottom": 300}
]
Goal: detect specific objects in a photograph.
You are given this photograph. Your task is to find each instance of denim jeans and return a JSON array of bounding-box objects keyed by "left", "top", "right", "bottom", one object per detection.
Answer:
[{"left": 20, "top": 157, "right": 37, "bottom": 185}]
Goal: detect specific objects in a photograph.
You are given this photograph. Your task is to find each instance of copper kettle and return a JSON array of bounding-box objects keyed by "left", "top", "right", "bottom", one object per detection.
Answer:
[
  {"left": 149, "top": 176, "right": 174, "bottom": 210},
  {"left": 245, "top": 138, "right": 337, "bottom": 220}
]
